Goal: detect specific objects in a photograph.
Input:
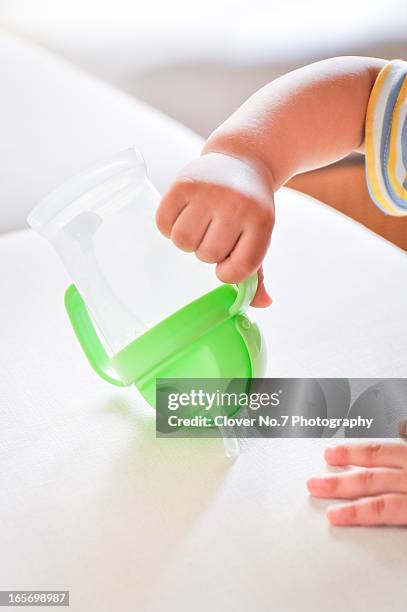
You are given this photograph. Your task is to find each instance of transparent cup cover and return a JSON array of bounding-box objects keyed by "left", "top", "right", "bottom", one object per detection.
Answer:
[{"left": 28, "top": 148, "right": 218, "bottom": 355}]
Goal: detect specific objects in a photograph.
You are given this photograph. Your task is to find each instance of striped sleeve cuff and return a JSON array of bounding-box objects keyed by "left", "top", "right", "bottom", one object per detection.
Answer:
[{"left": 365, "top": 59, "right": 407, "bottom": 216}]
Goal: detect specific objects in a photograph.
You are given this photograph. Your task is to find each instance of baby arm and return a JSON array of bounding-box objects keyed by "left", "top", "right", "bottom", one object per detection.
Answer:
[{"left": 156, "top": 56, "right": 385, "bottom": 306}]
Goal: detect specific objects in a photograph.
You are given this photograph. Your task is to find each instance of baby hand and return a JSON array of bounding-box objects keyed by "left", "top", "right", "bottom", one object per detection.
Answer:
[
  {"left": 156, "top": 152, "right": 275, "bottom": 307},
  {"left": 307, "top": 442, "right": 407, "bottom": 526}
]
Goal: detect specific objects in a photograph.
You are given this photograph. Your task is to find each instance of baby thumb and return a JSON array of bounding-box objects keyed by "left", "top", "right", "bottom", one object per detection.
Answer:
[{"left": 250, "top": 267, "right": 272, "bottom": 308}]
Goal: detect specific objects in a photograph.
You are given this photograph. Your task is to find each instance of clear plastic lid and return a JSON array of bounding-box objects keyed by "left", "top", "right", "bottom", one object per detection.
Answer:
[{"left": 28, "top": 148, "right": 218, "bottom": 354}]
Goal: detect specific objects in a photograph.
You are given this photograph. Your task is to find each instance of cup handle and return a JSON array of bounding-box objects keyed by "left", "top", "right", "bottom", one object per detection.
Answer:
[
  {"left": 64, "top": 284, "right": 126, "bottom": 387},
  {"left": 229, "top": 273, "right": 258, "bottom": 317}
]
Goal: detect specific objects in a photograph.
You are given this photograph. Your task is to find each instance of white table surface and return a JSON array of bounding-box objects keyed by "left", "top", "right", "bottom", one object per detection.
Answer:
[{"left": 1, "top": 188, "right": 407, "bottom": 612}]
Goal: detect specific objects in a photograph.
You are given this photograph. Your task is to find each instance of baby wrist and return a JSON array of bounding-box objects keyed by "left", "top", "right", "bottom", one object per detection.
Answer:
[
  {"left": 178, "top": 150, "right": 275, "bottom": 209},
  {"left": 202, "top": 133, "right": 276, "bottom": 194}
]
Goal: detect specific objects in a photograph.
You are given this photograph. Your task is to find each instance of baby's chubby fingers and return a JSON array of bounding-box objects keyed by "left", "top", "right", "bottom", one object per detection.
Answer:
[
  {"left": 155, "top": 152, "right": 275, "bottom": 306},
  {"left": 155, "top": 179, "right": 193, "bottom": 238},
  {"left": 307, "top": 468, "right": 407, "bottom": 499},
  {"left": 327, "top": 494, "right": 407, "bottom": 526},
  {"left": 196, "top": 217, "right": 242, "bottom": 264},
  {"left": 324, "top": 442, "right": 407, "bottom": 469},
  {"left": 215, "top": 219, "right": 272, "bottom": 284},
  {"left": 308, "top": 442, "right": 407, "bottom": 526},
  {"left": 170, "top": 203, "right": 212, "bottom": 253}
]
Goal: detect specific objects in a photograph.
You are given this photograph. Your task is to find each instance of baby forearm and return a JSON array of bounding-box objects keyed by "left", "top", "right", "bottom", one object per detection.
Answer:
[{"left": 203, "top": 56, "right": 385, "bottom": 190}]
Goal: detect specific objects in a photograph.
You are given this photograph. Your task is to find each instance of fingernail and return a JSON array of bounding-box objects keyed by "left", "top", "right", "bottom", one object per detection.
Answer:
[
  {"left": 307, "top": 476, "right": 325, "bottom": 491},
  {"left": 325, "top": 445, "right": 338, "bottom": 459},
  {"left": 327, "top": 505, "right": 341, "bottom": 524}
]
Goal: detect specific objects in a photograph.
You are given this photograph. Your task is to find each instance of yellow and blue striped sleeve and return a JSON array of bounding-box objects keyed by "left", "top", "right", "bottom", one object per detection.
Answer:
[{"left": 365, "top": 59, "right": 407, "bottom": 216}]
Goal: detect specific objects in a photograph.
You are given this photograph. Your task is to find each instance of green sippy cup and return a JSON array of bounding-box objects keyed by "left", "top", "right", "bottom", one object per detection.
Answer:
[{"left": 28, "top": 148, "right": 266, "bottom": 451}]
